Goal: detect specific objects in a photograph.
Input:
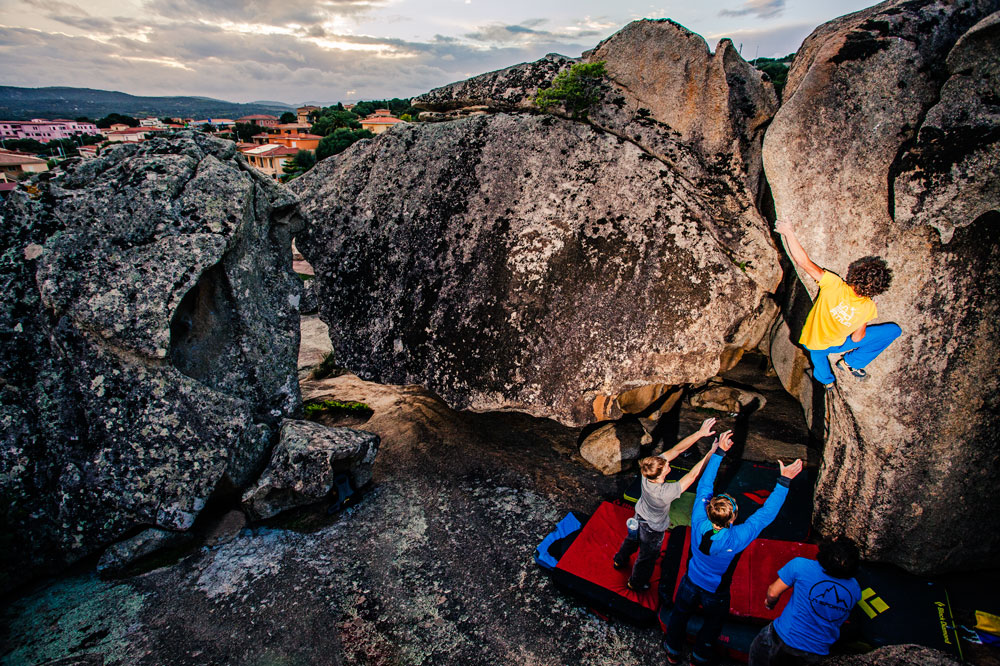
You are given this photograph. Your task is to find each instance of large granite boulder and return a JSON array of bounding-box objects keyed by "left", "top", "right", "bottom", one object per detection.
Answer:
[
  {"left": 294, "top": 21, "right": 782, "bottom": 427},
  {"left": 0, "top": 132, "right": 303, "bottom": 590},
  {"left": 762, "top": 0, "right": 1000, "bottom": 573}
]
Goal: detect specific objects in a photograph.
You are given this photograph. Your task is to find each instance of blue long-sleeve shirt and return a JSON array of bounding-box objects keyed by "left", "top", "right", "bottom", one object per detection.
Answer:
[{"left": 687, "top": 451, "right": 790, "bottom": 593}]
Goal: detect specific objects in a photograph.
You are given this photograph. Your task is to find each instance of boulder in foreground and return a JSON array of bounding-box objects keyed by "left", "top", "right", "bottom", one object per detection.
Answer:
[{"left": 0, "top": 132, "right": 303, "bottom": 590}]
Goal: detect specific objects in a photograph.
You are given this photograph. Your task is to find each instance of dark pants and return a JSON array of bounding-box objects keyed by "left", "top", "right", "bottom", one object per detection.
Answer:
[
  {"left": 614, "top": 520, "right": 664, "bottom": 588},
  {"left": 748, "top": 622, "right": 825, "bottom": 666},
  {"left": 663, "top": 574, "right": 730, "bottom": 664}
]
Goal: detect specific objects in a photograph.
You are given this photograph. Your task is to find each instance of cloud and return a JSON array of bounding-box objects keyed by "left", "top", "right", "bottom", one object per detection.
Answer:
[
  {"left": 0, "top": 1, "right": 619, "bottom": 105},
  {"left": 145, "top": 0, "right": 384, "bottom": 26},
  {"left": 719, "top": 0, "right": 785, "bottom": 19},
  {"left": 20, "top": 0, "right": 87, "bottom": 13},
  {"left": 464, "top": 18, "right": 601, "bottom": 45},
  {"left": 0, "top": 20, "right": 595, "bottom": 104}
]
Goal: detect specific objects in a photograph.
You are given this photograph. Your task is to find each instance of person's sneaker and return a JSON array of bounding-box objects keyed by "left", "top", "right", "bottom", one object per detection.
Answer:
[
  {"left": 612, "top": 556, "right": 627, "bottom": 570},
  {"left": 836, "top": 357, "right": 869, "bottom": 381},
  {"left": 626, "top": 580, "right": 650, "bottom": 591},
  {"left": 662, "top": 639, "right": 683, "bottom": 665}
]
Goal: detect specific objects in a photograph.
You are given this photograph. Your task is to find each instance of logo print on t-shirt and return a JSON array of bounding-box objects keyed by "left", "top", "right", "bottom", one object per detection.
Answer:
[
  {"left": 829, "top": 300, "right": 856, "bottom": 326},
  {"left": 808, "top": 581, "right": 854, "bottom": 623}
]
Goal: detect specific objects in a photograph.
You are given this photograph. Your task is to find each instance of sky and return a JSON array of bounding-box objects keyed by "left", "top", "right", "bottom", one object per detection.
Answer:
[{"left": 0, "top": 0, "right": 877, "bottom": 105}]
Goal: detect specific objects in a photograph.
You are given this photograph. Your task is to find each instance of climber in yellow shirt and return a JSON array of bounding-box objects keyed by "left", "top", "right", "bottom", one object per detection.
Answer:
[{"left": 774, "top": 220, "right": 900, "bottom": 388}]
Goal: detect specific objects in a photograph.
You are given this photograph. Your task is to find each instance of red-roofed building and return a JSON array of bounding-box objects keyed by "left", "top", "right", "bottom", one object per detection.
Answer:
[
  {"left": 275, "top": 122, "right": 312, "bottom": 135},
  {"left": 0, "top": 150, "right": 48, "bottom": 179},
  {"left": 240, "top": 143, "right": 297, "bottom": 180},
  {"left": 267, "top": 133, "right": 323, "bottom": 151},
  {"left": 237, "top": 114, "right": 279, "bottom": 127},
  {"left": 360, "top": 109, "right": 405, "bottom": 134},
  {"left": 297, "top": 106, "right": 320, "bottom": 123}
]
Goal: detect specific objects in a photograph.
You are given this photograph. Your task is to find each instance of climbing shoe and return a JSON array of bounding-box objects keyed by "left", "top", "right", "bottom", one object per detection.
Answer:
[
  {"left": 662, "top": 639, "right": 683, "bottom": 665},
  {"left": 626, "top": 580, "right": 650, "bottom": 591},
  {"left": 836, "top": 357, "right": 868, "bottom": 381},
  {"left": 612, "top": 556, "right": 628, "bottom": 570}
]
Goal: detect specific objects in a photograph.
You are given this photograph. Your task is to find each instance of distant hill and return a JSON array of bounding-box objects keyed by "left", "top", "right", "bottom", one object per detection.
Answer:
[
  {"left": 250, "top": 100, "right": 297, "bottom": 109},
  {"left": 0, "top": 86, "right": 295, "bottom": 120}
]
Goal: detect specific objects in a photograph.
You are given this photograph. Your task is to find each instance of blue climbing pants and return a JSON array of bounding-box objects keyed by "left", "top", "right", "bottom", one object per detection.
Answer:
[{"left": 806, "top": 322, "right": 901, "bottom": 385}]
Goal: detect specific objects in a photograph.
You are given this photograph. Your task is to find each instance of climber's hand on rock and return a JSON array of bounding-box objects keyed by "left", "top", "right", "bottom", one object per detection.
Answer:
[
  {"left": 779, "top": 459, "right": 803, "bottom": 479},
  {"left": 774, "top": 219, "right": 793, "bottom": 235}
]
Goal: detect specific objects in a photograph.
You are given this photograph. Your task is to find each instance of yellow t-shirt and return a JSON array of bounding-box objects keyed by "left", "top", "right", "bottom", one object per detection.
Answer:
[{"left": 799, "top": 271, "right": 877, "bottom": 350}]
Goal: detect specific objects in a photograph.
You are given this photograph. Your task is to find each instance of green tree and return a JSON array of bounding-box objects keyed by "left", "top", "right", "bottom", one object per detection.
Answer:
[
  {"left": 534, "top": 61, "right": 607, "bottom": 120},
  {"left": 200, "top": 123, "right": 216, "bottom": 133},
  {"left": 44, "top": 138, "right": 79, "bottom": 157},
  {"left": 351, "top": 98, "right": 410, "bottom": 118},
  {"left": 95, "top": 113, "right": 139, "bottom": 129},
  {"left": 310, "top": 109, "right": 360, "bottom": 136},
  {"left": 232, "top": 122, "right": 267, "bottom": 142},
  {"left": 751, "top": 54, "right": 794, "bottom": 99},
  {"left": 281, "top": 150, "right": 317, "bottom": 181},
  {"left": 316, "top": 128, "right": 374, "bottom": 161},
  {"left": 2, "top": 138, "right": 46, "bottom": 154},
  {"left": 279, "top": 111, "right": 297, "bottom": 124}
]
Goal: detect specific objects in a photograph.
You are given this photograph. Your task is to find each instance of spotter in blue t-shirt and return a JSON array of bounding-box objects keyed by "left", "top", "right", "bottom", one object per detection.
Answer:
[{"left": 772, "top": 557, "right": 862, "bottom": 655}]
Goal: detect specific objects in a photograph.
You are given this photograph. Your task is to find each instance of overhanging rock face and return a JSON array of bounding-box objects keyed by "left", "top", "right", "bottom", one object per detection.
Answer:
[
  {"left": 764, "top": 0, "right": 1000, "bottom": 573},
  {"left": 0, "top": 133, "right": 303, "bottom": 590},
  {"left": 293, "top": 20, "right": 782, "bottom": 427}
]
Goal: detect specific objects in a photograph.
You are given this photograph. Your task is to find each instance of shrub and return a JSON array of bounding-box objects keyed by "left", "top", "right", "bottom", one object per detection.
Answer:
[{"left": 534, "top": 61, "right": 608, "bottom": 120}]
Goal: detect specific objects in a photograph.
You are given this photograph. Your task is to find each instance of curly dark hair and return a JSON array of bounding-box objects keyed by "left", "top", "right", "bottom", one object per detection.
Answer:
[
  {"left": 817, "top": 536, "right": 860, "bottom": 579},
  {"left": 846, "top": 256, "right": 892, "bottom": 298}
]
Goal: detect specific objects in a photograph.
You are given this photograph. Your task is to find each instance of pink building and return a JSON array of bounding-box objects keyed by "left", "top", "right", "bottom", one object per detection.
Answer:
[{"left": 0, "top": 119, "right": 100, "bottom": 141}]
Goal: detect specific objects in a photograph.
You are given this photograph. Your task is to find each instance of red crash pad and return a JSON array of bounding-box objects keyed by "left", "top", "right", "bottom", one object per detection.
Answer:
[{"left": 554, "top": 501, "right": 666, "bottom": 621}]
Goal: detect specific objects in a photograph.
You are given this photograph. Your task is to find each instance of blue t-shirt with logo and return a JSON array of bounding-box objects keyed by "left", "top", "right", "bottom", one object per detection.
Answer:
[{"left": 773, "top": 557, "right": 861, "bottom": 655}]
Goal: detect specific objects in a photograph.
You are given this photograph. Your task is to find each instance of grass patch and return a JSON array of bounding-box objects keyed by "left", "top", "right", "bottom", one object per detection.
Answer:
[{"left": 303, "top": 399, "right": 373, "bottom": 420}]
